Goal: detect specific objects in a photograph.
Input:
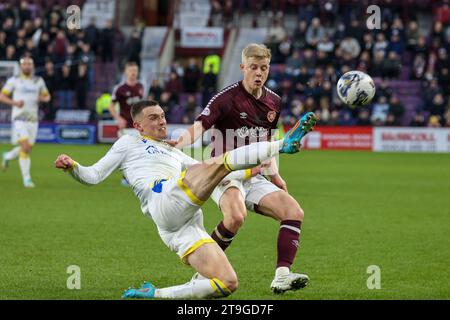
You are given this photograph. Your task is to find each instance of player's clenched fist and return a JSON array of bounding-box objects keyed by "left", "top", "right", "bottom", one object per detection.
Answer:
[{"left": 55, "top": 154, "right": 74, "bottom": 169}]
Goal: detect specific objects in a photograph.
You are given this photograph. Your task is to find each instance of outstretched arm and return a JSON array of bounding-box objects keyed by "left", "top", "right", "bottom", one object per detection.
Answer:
[{"left": 54, "top": 138, "right": 128, "bottom": 185}]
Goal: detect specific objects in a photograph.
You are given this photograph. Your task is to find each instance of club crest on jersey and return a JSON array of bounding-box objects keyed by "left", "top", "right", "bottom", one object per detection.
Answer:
[{"left": 267, "top": 111, "right": 276, "bottom": 122}]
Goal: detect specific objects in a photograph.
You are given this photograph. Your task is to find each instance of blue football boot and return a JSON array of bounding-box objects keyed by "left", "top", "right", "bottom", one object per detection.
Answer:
[
  {"left": 280, "top": 112, "right": 317, "bottom": 154},
  {"left": 122, "top": 282, "right": 156, "bottom": 299}
]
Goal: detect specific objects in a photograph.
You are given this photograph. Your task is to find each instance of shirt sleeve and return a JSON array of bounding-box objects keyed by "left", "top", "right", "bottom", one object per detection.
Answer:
[
  {"left": 111, "top": 84, "right": 120, "bottom": 103},
  {"left": 68, "top": 136, "right": 129, "bottom": 185},
  {"left": 1, "top": 77, "right": 15, "bottom": 96},
  {"left": 195, "top": 93, "right": 227, "bottom": 130}
]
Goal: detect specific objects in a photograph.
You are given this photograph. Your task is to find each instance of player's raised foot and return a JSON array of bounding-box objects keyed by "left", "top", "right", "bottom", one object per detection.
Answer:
[
  {"left": 2, "top": 152, "right": 8, "bottom": 171},
  {"left": 270, "top": 268, "right": 309, "bottom": 294},
  {"left": 23, "top": 178, "right": 35, "bottom": 188},
  {"left": 122, "top": 283, "right": 156, "bottom": 299},
  {"left": 280, "top": 112, "right": 317, "bottom": 154}
]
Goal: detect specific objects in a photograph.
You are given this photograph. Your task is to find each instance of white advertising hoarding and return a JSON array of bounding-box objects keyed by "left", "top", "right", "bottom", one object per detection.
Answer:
[
  {"left": 180, "top": 27, "right": 223, "bottom": 48},
  {"left": 373, "top": 127, "right": 450, "bottom": 153}
]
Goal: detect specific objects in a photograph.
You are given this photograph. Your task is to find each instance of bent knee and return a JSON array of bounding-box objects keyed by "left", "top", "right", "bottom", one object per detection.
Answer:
[
  {"left": 274, "top": 202, "right": 304, "bottom": 221},
  {"left": 221, "top": 274, "right": 238, "bottom": 293}
]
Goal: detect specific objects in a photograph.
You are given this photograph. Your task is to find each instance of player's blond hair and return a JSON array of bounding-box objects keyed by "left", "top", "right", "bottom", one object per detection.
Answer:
[{"left": 241, "top": 43, "right": 271, "bottom": 63}]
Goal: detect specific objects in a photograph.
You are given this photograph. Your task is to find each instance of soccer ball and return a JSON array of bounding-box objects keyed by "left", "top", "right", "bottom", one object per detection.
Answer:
[{"left": 337, "top": 71, "right": 376, "bottom": 107}]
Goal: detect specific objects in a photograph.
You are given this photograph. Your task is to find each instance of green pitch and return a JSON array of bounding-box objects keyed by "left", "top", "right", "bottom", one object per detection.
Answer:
[{"left": 0, "top": 144, "right": 449, "bottom": 299}]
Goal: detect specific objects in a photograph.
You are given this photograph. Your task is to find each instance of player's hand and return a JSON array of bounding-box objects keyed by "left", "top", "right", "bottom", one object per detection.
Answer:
[
  {"left": 250, "top": 165, "right": 263, "bottom": 177},
  {"left": 270, "top": 173, "right": 288, "bottom": 192},
  {"left": 14, "top": 100, "right": 24, "bottom": 108},
  {"left": 117, "top": 117, "right": 127, "bottom": 129},
  {"left": 39, "top": 95, "right": 51, "bottom": 103},
  {"left": 55, "top": 154, "right": 74, "bottom": 170}
]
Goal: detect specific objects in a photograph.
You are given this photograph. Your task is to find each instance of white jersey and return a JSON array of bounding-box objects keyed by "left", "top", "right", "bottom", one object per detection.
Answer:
[
  {"left": 1, "top": 74, "right": 49, "bottom": 122},
  {"left": 69, "top": 134, "right": 248, "bottom": 214}
]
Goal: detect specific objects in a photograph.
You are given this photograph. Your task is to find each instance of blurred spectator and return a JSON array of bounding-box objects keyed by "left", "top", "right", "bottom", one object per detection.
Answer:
[
  {"left": 5, "top": 45, "right": 17, "bottom": 61},
  {"left": 40, "top": 60, "right": 57, "bottom": 121},
  {"left": 339, "top": 36, "right": 361, "bottom": 59},
  {"left": 126, "top": 30, "right": 142, "bottom": 68},
  {"left": 201, "top": 64, "right": 217, "bottom": 107},
  {"left": 406, "top": 20, "right": 420, "bottom": 51},
  {"left": 100, "top": 20, "right": 114, "bottom": 63},
  {"left": 184, "top": 94, "right": 200, "bottom": 123},
  {"left": 292, "top": 20, "right": 308, "bottom": 50},
  {"left": 435, "top": 0, "right": 450, "bottom": 25},
  {"left": 317, "top": 34, "right": 334, "bottom": 53},
  {"left": 356, "top": 108, "right": 371, "bottom": 126},
  {"left": 427, "top": 93, "right": 446, "bottom": 117},
  {"left": 18, "top": 1, "right": 32, "bottom": 27},
  {"left": 183, "top": 58, "right": 201, "bottom": 93},
  {"left": 388, "top": 96, "right": 405, "bottom": 125},
  {"left": 285, "top": 51, "right": 301, "bottom": 76},
  {"left": 267, "top": 19, "right": 287, "bottom": 44},
  {"left": 371, "top": 96, "right": 390, "bottom": 126},
  {"left": 409, "top": 113, "right": 426, "bottom": 127},
  {"left": 148, "top": 79, "right": 163, "bottom": 101},
  {"left": 85, "top": 18, "right": 99, "bottom": 54},
  {"left": 382, "top": 51, "right": 401, "bottom": 79},
  {"left": 76, "top": 63, "right": 89, "bottom": 109},
  {"left": 165, "top": 72, "right": 183, "bottom": 104},
  {"left": 53, "top": 30, "right": 68, "bottom": 64},
  {"left": 373, "top": 33, "right": 388, "bottom": 57},
  {"left": 387, "top": 30, "right": 405, "bottom": 56},
  {"left": 57, "top": 63, "right": 75, "bottom": 109},
  {"left": 306, "top": 18, "right": 325, "bottom": 47},
  {"left": 203, "top": 53, "right": 220, "bottom": 75},
  {"left": 427, "top": 115, "right": 442, "bottom": 127}
]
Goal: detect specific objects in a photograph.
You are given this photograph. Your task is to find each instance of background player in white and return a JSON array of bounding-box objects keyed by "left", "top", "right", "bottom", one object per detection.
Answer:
[
  {"left": 0, "top": 56, "right": 51, "bottom": 188},
  {"left": 54, "top": 100, "right": 316, "bottom": 299}
]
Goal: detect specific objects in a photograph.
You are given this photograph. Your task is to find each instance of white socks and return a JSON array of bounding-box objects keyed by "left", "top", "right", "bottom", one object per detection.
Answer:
[
  {"left": 224, "top": 140, "right": 284, "bottom": 171},
  {"left": 4, "top": 146, "right": 20, "bottom": 161},
  {"left": 19, "top": 152, "right": 31, "bottom": 182},
  {"left": 155, "top": 278, "right": 226, "bottom": 299}
]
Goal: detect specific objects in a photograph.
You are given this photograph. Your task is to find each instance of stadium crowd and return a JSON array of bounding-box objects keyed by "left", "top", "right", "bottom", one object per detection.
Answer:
[
  {"left": 0, "top": 0, "right": 117, "bottom": 120},
  {"left": 170, "top": 0, "right": 450, "bottom": 128},
  {"left": 1, "top": 0, "right": 449, "bottom": 128}
]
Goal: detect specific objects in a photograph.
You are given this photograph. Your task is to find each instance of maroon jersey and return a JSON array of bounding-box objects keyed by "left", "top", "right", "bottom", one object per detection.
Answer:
[
  {"left": 196, "top": 81, "right": 281, "bottom": 156},
  {"left": 111, "top": 81, "right": 144, "bottom": 128}
]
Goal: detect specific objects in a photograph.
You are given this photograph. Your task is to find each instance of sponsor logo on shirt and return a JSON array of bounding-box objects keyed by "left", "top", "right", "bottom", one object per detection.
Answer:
[
  {"left": 236, "top": 126, "right": 268, "bottom": 138},
  {"left": 267, "top": 110, "right": 277, "bottom": 122},
  {"left": 201, "top": 107, "right": 211, "bottom": 116},
  {"left": 240, "top": 112, "right": 247, "bottom": 119}
]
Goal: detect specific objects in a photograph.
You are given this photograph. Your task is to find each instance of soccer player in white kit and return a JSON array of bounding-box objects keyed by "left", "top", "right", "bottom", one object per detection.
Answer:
[
  {"left": 54, "top": 100, "right": 316, "bottom": 299},
  {"left": 0, "top": 56, "right": 51, "bottom": 188}
]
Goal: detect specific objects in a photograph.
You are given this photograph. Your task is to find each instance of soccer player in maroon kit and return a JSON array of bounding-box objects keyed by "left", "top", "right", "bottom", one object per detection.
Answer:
[
  {"left": 173, "top": 44, "right": 311, "bottom": 293},
  {"left": 108, "top": 61, "right": 144, "bottom": 186},
  {"left": 109, "top": 62, "right": 144, "bottom": 134}
]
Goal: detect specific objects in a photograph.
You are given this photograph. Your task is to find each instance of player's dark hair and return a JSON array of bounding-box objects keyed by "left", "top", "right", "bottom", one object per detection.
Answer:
[{"left": 131, "top": 99, "right": 159, "bottom": 120}]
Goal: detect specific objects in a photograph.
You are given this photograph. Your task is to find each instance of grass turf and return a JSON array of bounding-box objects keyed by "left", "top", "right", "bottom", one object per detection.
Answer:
[{"left": 0, "top": 144, "right": 449, "bottom": 299}]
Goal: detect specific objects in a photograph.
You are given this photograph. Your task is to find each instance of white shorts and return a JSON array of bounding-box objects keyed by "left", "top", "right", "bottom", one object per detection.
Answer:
[
  {"left": 11, "top": 120, "right": 38, "bottom": 145},
  {"left": 145, "top": 172, "right": 214, "bottom": 264},
  {"left": 211, "top": 174, "right": 281, "bottom": 212}
]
